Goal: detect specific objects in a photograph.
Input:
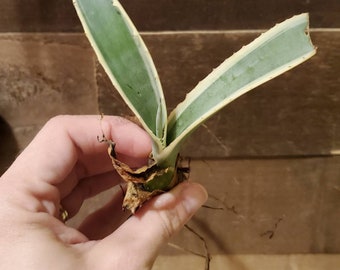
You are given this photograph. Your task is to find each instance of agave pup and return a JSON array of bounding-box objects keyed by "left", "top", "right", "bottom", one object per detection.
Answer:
[{"left": 73, "top": 0, "right": 316, "bottom": 213}]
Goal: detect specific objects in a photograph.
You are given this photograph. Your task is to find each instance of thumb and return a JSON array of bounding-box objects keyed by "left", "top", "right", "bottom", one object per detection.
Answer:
[{"left": 87, "top": 182, "right": 207, "bottom": 270}]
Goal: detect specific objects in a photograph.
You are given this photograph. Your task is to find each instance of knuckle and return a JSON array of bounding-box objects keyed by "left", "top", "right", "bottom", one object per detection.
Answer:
[{"left": 43, "top": 115, "right": 69, "bottom": 132}]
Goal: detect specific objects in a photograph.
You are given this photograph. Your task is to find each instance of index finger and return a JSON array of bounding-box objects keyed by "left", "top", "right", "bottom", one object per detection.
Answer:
[{"left": 4, "top": 115, "right": 152, "bottom": 186}]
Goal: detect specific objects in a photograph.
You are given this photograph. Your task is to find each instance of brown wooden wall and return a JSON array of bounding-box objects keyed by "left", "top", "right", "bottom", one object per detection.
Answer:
[
  {"left": 0, "top": 0, "right": 339, "bottom": 259},
  {"left": 0, "top": 0, "right": 339, "bottom": 32}
]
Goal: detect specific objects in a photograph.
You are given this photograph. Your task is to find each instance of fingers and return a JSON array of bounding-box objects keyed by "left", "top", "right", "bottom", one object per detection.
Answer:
[
  {"left": 0, "top": 115, "right": 151, "bottom": 220},
  {"left": 86, "top": 182, "right": 207, "bottom": 269},
  {"left": 4, "top": 115, "right": 152, "bottom": 187}
]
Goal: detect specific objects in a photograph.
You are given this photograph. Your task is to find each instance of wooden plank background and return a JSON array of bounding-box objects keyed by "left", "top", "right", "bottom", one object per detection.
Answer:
[
  {"left": 0, "top": 0, "right": 338, "bottom": 32},
  {"left": 0, "top": 0, "right": 339, "bottom": 260}
]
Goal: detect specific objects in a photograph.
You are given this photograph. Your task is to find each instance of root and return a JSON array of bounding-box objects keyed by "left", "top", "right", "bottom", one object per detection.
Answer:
[
  {"left": 168, "top": 224, "right": 211, "bottom": 270},
  {"left": 184, "top": 224, "right": 211, "bottom": 270}
]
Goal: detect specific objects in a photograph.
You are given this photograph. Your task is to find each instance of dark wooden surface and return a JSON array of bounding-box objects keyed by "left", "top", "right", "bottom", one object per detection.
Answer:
[
  {"left": 0, "top": 34, "right": 98, "bottom": 150},
  {"left": 179, "top": 157, "right": 340, "bottom": 254},
  {"left": 0, "top": 0, "right": 81, "bottom": 32},
  {"left": 120, "top": 0, "right": 340, "bottom": 30},
  {"left": 0, "top": 0, "right": 338, "bottom": 32}
]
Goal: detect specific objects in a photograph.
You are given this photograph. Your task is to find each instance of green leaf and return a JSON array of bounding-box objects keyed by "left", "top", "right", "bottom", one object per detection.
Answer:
[
  {"left": 73, "top": 0, "right": 167, "bottom": 151},
  {"left": 165, "top": 13, "right": 316, "bottom": 157}
]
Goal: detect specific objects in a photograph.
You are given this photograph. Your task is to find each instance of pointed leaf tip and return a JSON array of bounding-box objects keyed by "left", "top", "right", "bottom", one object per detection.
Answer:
[{"left": 164, "top": 13, "right": 315, "bottom": 159}]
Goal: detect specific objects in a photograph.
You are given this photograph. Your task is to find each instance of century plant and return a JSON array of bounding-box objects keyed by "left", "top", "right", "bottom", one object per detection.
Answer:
[{"left": 73, "top": 0, "right": 316, "bottom": 213}]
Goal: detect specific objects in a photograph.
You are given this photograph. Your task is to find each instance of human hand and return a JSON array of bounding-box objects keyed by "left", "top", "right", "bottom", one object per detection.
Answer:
[{"left": 0, "top": 115, "right": 207, "bottom": 270}]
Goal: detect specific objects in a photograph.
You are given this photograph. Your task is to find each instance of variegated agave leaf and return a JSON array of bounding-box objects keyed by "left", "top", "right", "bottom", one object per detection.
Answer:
[
  {"left": 73, "top": 0, "right": 167, "bottom": 155},
  {"left": 74, "top": 0, "right": 316, "bottom": 213},
  {"left": 162, "top": 13, "right": 316, "bottom": 162}
]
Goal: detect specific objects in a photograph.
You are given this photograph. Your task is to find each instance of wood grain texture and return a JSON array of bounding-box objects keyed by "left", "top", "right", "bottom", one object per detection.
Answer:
[
  {"left": 0, "top": 0, "right": 82, "bottom": 32},
  {"left": 152, "top": 254, "right": 340, "bottom": 270},
  {"left": 0, "top": 34, "right": 98, "bottom": 149},
  {"left": 154, "top": 255, "right": 340, "bottom": 270},
  {"left": 0, "top": 0, "right": 338, "bottom": 32},
  {"left": 120, "top": 0, "right": 340, "bottom": 31},
  {"left": 98, "top": 30, "right": 340, "bottom": 158},
  {"left": 175, "top": 157, "right": 340, "bottom": 254}
]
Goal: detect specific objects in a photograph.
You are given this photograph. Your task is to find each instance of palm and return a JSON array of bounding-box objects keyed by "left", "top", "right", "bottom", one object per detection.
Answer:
[{"left": 0, "top": 115, "right": 207, "bottom": 270}]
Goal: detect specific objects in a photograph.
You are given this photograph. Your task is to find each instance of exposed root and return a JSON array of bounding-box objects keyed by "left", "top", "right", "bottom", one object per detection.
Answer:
[
  {"left": 184, "top": 224, "right": 211, "bottom": 270},
  {"left": 168, "top": 224, "right": 211, "bottom": 270}
]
